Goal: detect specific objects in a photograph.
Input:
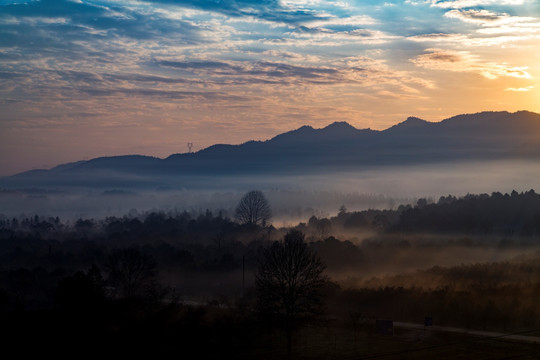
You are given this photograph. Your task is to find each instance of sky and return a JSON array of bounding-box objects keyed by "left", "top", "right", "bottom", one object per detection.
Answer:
[{"left": 0, "top": 0, "right": 539, "bottom": 176}]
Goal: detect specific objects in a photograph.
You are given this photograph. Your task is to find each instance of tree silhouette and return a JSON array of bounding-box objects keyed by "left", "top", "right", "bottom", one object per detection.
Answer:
[
  {"left": 256, "top": 230, "right": 326, "bottom": 355},
  {"left": 55, "top": 265, "right": 105, "bottom": 311},
  {"left": 106, "top": 248, "right": 157, "bottom": 299},
  {"left": 235, "top": 190, "right": 271, "bottom": 226}
]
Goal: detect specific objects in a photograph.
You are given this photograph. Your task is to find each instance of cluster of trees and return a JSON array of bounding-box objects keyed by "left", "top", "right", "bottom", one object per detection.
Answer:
[
  {"left": 395, "top": 190, "right": 540, "bottom": 237},
  {"left": 3, "top": 235, "right": 537, "bottom": 356},
  {"left": 1, "top": 226, "right": 328, "bottom": 357},
  {"left": 301, "top": 190, "right": 540, "bottom": 241},
  {"left": 0, "top": 210, "right": 236, "bottom": 240},
  {"left": 2, "top": 189, "right": 540, "bottom": 356},
  {"left": 4, "top": 189, "right": 540, "bottom": 243},
  {"left": 0, "top": 189, "right": 272, "bottom": 239},
  {"left": 330, "top": 252, "right": 540, "bottom": 332}
]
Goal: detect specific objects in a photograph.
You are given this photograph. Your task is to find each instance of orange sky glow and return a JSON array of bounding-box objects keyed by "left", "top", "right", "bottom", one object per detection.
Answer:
[{"left": 0, "top": 0, "right": 539, "bottom": 176}]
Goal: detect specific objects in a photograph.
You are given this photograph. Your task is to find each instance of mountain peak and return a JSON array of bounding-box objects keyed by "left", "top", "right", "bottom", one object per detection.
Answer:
[
  {"left": 322, "top": 121, "right": 357, "bottom": 131},
  {"left": 266, "top": 124, "right": 314, "bottom": 143},
  {"left": 286, "top": 124, "right": 315, "bottom": 136},
  {"left": 386, "top": 116, "right": 430, "bottom": 132},
  {"left": 297, "top": 125, "right": 314, "bottom": 132},
  {"left": 403, "top": 116, "right": 429, "bottom": 125}
]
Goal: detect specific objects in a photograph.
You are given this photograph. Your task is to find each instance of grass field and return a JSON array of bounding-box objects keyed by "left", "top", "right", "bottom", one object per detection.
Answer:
[{"left": 252, "top": 323, "right": 540, "bottom": 360}]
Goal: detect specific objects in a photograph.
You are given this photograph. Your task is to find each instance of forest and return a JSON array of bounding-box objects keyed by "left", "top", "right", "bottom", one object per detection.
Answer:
[{"left": 1, "top": 190, "right": 539, "bottom": 358}]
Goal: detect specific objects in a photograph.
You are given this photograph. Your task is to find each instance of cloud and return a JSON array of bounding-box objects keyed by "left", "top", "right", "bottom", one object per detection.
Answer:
[
  {"left": 0, "top": 1, "right": 431, "bottom": 113},
  {"left": 407, "top": 32, "right": 468, "bottom": 43},
  {"left": 429, "top": 0, "right": 529, "bottom": 9},
  {"left": 444, "top": 9, "right": 540, "bottom": 35},
  {"left": 80, "top": 87, "right": 246, "bottom": 101},
  {"left": 0, "top": 0, "right": 205, "bottom": 47},
  {"left": 157, "top": 58, "right": 352, "bottom": 84},
  {"left": 445, "top": 9, "right": 504, "bottom": 23},
  {"left": 411, "top": 48, "right": 532, "bottom": 79},
  {"left": 407, "top": 31, "right": 540, "bottom": 47},
  {"left": 0, "top": 71, "right": 25, "bottom": 79},
  {"left": 408, "top": 8, "right": 540, "bottom": 46},
  {"left": 505, "top": 86, "right": 534, "bottom": 92},
  {"left": 154, "top": 56, "right": 432, "bottom": 91},
  {"left": 305, "top": 14, "right": 377, "bottom": 28},
  {"left": 142, "top": 0, "right": 325, "bottom": 24},
  {"left": 1, "top": 0, "right": 539, "bottom": 176},
  {"left": 157, "top": 59, "right": 244, "bottom": 71}
]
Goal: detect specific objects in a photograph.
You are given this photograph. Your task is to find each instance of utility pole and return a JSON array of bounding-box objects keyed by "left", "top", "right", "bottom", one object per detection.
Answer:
[{"left": 242, "top": 255, "right": 245, "bottom": 297}]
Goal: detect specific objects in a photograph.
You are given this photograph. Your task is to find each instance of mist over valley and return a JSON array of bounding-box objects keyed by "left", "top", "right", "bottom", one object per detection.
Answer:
[
  {"left": 2, "top": 111, "right": 540, "bottom": 357},
  {"left": 3, "top": 0, "right": 540, "bottom": 355},
  {"left": 3, "top": 110, "right": 540, "bottom": 223}
]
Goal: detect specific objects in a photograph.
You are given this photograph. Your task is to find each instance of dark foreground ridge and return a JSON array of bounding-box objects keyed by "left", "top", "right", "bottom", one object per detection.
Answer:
[{"left": 1, "top": 189, "right": 539, "bottom": 358}]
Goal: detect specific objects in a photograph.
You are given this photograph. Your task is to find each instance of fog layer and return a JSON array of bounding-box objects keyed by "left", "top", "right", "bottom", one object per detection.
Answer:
[{"left": 1, "top": 160, "right": 539, "bottom": 224}]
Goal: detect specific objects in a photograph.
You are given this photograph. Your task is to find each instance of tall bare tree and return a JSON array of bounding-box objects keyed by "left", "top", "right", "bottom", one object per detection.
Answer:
[
  {"left": 235, "top": 190, "right": 271, "bottom": 226},
  {"left": 256, "top": 230, "right": 326, "bottom": 355},
  {"left": 106, "top": 247, "right": 157, "bottom": 299}
]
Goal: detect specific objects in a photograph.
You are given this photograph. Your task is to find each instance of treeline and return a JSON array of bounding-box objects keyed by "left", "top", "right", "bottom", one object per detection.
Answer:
[
  {"left": 0, "top": 210, "right": 262, "bottom": 314},
  {"left": 2, "top": 249, "right": 539, "bottom": 357},
  {"left": 4, "top": 189, "right": 540, "bottom": 242},
  {"left": 331, "top": 250, "right": 540, "bottom": 332},
  {"left": 0, "top": 210, "right": 279, "bottom": 274},
  {"left": 1, "top": 197, "right": 540, "bottom": 356},
  {"left": 2, "top": 190, "right": 540, "bottom": 313},
  {"left": 303, "top": 189, "right": 540, "bottom": 241},
  {"left": 0, "top": 210, "right": 239, "bottom": 242}
]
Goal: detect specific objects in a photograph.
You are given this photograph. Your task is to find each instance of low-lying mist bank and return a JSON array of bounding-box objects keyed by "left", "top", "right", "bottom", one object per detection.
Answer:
[
  {"left": 3, "top": 189, "right": 540, "bottom": 276},
  {"left": 2, "top": 184, "right": 540, "bottom": 356},
  {"left": 0, "top": 188, "right": 410, "bottom": 226},
  {"left": 2, "top": 159, "right": 540, "bottom": 223},
  {"left": 1, "top": 200, "right": 539, "bottom": 341},
  {"left": 1, "top": 201, "right": 539, "bottom": 294},
  {"left": 323, "top": 239, "right": 540, "bottom": 281}
]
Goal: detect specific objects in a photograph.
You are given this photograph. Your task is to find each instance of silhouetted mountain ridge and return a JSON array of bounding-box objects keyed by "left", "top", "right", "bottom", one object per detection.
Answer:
[
  {"left": 387, "top": 116, "right": 431, "bottom": 131},
  {"left": 3, "top": 110, "right": 540, "bottom": 188},
  {"left": 55, "top": 155, "right": 160, "bottom": 172}
]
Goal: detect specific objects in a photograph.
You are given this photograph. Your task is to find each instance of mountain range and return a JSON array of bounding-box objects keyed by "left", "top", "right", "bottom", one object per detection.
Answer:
[{"left": 3, "top": 110, "right": 540, "bottom": 189}]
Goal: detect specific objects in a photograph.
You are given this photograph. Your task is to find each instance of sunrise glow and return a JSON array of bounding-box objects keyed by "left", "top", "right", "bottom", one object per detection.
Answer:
[{"left": 1, "top": 0, "right": 539, "bottom": 175}]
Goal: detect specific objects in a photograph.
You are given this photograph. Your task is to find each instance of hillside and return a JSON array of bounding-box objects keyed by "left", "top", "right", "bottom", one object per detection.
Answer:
[{"left": 2, "top": 110, "right": 540, "bottom": 188}]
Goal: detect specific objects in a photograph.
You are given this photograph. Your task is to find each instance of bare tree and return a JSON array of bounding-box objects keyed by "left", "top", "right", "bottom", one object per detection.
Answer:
[
  {"left": 256, "top": 230, "right": 326, "bottom": 355},
  {"left": 235, "top": 190, "right": 271, "bottom": 226},
  {"left": 106, "top": 248, "right": 157, "bottom": 299}
]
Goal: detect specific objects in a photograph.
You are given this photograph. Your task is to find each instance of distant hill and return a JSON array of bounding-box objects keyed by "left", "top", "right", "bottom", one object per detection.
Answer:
[{"left": 2, "top": 110, "right": 540, "bottom": 188}]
